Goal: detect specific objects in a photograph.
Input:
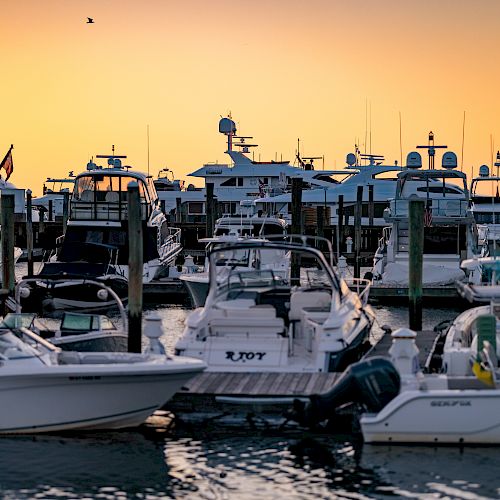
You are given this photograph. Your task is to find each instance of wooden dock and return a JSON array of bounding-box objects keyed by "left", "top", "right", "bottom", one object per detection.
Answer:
[
  {"left": 143, "top": 278, "right": 189, "bottom": 303},
  {"left": 165, "top": 329, "right": 441, "bottom": 419},
  {"left": 367, "top": 285, "right": 459, "bottom": 301}
]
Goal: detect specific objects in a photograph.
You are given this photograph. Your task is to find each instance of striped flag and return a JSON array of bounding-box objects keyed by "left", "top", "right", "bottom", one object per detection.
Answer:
[
  {"left": 0, "top": 144, "right": 13, "bottom": 181},
  {"left": 424, "top": 205, "right": 432, "bottom": 227}
]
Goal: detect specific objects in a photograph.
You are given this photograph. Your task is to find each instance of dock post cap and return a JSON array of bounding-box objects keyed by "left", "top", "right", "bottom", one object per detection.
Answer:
[
  {"left": 391, "top": 327, "right": 417, "bottom": 339},
  {"left": 144, "top": 312, "right": 163, "bottom": 339},
  {"left": 127, "top": 181, "right": 139, "bottom": 189}
]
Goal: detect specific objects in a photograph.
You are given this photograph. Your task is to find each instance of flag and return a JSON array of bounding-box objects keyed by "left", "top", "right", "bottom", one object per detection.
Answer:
[
  {"left": 0, "top": 145, "right": 13, "bottom": 181},
  {"left": 424, "top": 205, "right": 432, "bottom": 227}
]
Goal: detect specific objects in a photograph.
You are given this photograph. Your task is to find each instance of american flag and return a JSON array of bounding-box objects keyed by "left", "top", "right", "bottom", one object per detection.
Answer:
[
  {"left": 0, "top": 144, "right": 13, "bottom": 181},
  {"left": 424, "top": 205, "right": 433, "bottom": 227}
]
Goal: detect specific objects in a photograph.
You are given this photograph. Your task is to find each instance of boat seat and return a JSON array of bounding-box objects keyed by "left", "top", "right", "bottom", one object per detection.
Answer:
[
  {"left": 105, "top": 191, "right": 120, "bottom": 203},
  {"left": 80, "top": 190, "right": 93, "bottom": 202},
  {"left": 216, "top": 299, "right": 256, "bottom": 311},
  {"left": 289, "top": 290, "right": 331, "bottom": 321}
]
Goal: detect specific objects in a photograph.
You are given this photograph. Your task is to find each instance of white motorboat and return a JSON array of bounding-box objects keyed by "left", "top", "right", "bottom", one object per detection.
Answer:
[
  {"left": 176, "top": 238, "right": 374, "bottom": 373},
  {"left": 180, "top": 201, "right": 289, "bottom": 307},
  {"left": 33, "top": 152, "right": 182, "bottom": 310},
  {"left": 12, "top": 278, "right": 129, "bottom": 352},
  {"left": 0, "top": 325, "right": 205, "bottom": 434},
  {"left": 291, "top": 323, "right": 500, "bottom": 444},
  {"left": 372, "top": 137, "right": 477, "bottom": 286}
]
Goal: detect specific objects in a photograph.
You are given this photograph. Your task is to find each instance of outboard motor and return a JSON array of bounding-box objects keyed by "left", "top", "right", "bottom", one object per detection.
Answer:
[{"left": 290, "top": 357, "right": 400, "bottom": 427}]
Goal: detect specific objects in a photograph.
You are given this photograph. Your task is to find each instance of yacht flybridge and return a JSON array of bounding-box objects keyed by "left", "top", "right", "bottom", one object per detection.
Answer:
[
  {"left": 156, "top": 116, "right": 344, "bottom": 217},
  {"left": 34, "top": 153, "right": 182, "bottom": 310},
  {"left": 372, "top": 133, "right": 477, "bottom": 286},
  {"left": 469, "top": 160, "right": 500, "bottom": 257}
]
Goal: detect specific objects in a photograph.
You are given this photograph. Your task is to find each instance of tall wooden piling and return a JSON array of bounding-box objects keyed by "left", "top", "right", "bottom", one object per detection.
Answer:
[
  {"left": 409, "top": 198, "right": 424, "bottom": 331},
  {"left": 1, "top": 194, "right": 15, "bottom": 294},
  {"left": 26, "top": 190, "right": 34, "bottom": 276},
  {"left": 337, "top": 195, "right": 344, "bottom": 258},
  {"left": 206, "top": 183, "right": 215, "bottom": 237},
  {"left": 316, "top": 206, "right": 325, "bottom": 239},
  {"left": 176, "top": 197, "right": 182, "bottom": 224},
  {"left": 368, "top": 184, "right": 374, "bottom": 226},
  {"left": 291, "top": 178, "right": 303, "bottom": 285},
  {"left": 127, "top": 182, "right": 143, "bottom": 353},
  {"left": 354, "top": 186, "right": 363, "bottom": 278},
  {"left": 48, "top": 199, "right": 53, "bottom": 222},
  {"left": 62, "top": 192, "right": 70, "bottom": 234}
]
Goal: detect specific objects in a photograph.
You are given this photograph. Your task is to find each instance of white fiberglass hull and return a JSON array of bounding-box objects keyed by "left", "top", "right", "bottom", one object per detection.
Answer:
[
  {"left": 0, "top": 357, "right": 204, "bottom": 434},
  {"left": 361, "top": 388, "right": 500, "bottom": 444},
  {"left": 180, "top": 273, "right": 209, "bottom": 307}
]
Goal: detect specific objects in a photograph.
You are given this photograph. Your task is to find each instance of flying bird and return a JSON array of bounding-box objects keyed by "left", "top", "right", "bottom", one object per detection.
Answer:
[{"left": 86, "top": 17, "right": 94, "bottom": 23}]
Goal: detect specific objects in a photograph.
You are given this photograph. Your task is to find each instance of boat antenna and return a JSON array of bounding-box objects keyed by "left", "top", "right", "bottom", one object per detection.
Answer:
[
  {"left": 416, "top": 131, "right": 447, "bottom": 169},
  {"left": 399, "top": 111, "right": 403, "bottom": 167},
  {"left": 147, "top": 124, "right": 150, "bottom": 176},
  {"left": 364, "top": 99, "right": 368, "bottom": 162},
  {"left": 490, "top": 134, "right": 495, "bottom": 169},
  {"left": 460, "top": 111, "right": 466, "bottom": 172},
  {"left": 369, "top": 100, "right": 372, "bottom": 155}
]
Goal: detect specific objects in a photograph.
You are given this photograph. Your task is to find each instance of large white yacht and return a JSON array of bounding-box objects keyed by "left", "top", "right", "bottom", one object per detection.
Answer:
[
  {"left": 256, "top": 152, "right": 404, "bottom": 225},
  {"left": 372, "top": 138, "right": 477, "bottom": 286},
  {"left": 157, "top": 116, "right": 346, "bottom": 218},
  {"left": 33, "top": 153, "right": 182, "bottom": 310}
]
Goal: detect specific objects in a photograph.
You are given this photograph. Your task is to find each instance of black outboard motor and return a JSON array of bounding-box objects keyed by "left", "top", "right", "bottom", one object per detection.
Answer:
[{"left": 291, "top": 357, "right": 400, "bottom": 427}]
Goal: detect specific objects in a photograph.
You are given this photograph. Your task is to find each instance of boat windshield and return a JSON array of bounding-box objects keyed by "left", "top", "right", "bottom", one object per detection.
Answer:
[
  {"left": 73, "top": 174, "right": 151, "bottom": 203},
  {"left": 0, "top": 313, "right": 36, "bottom": 329},
  {"left": 0, "top": 331, "right": 40, "bottom": 360}
]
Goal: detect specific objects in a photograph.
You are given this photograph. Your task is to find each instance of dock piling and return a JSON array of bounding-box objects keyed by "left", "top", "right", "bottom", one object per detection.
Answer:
[
  {"left": 409, "top": 198, "right": 424, "bottom": 330},
  {"left": 26, "top": 190, "right": 34, "bottom": 276},
  {"left": 1, "top": 194, "right": 15, "bottom": 295},
  {"left": 206, "top": 183, "right": 215, "bottom": 237},
  {"left": 354, "top": 186, "right": 363, "bottom": 278},
  {"left": 291, "top": 178, "right": 303, "bottom": 285},
  {"left": 127, "top": 182, "right": 143, "bottom": 353}
]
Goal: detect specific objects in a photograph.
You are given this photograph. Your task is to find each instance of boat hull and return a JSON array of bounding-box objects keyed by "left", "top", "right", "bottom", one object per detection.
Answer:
[
  {"left": 0, "top": 360, "right": 204, "bottom": 433},
  {"left": 361, "top": 389, "right": 500, "bottom": 444},
  {"left": 181, "top": 275, "right": 209, "bottom": 308}
]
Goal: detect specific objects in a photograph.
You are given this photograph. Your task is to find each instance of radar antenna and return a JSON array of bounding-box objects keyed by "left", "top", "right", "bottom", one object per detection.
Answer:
[{"left": 416, "top": 131, "right": 447, "bottom": 169}]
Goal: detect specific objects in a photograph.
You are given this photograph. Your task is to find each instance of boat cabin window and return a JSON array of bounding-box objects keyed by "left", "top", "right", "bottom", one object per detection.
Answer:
[
  {"left": 424, "top": 226, "right": 467, "bottom": 254},
  {"left": 73, "top": 175, "right": 151, "bottom": 203},
  {"left": 475, "top": 213, "right": 500, "bottom": 224},
  {"left": 416, "top": 186, "right": 463, "bottom": 195}
]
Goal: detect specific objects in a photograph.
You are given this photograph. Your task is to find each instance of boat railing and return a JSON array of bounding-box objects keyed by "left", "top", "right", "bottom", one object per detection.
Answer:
[
  {"left": 70, "top": 197, "right": 152, "bottom": 222},
  {"left": 343, "top": 277, "right": 371, "bottom": 305},
  {"left": 388, "top": 198, "right": 469, "bottom": 218}
]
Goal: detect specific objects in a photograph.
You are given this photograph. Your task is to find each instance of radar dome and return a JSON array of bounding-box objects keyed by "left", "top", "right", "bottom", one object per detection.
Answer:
[
  {"left": 346, "top": 153, "right": 356, "bottom": 166},
  {"left": 219, "top": 117, "right": 237, "bottom": 135},
  {"left": 442, "top": 151, "right": 458, "bottom": 169},
  {"left": 479, "top": 165, "right": 490, "bottom": 177},
  {"left": 406, "top": 151, "right": 422, "bottom": 168}
]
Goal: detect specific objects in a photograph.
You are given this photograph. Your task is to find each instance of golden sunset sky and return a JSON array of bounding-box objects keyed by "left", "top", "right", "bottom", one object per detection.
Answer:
[{"left": 2, "top": 0, "right": 500, "bottom": 195}]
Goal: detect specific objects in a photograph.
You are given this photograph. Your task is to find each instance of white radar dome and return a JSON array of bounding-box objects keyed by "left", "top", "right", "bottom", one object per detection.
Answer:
[
  {"left": 406, "top": 151, "right": 422, "bottom": 168},
  {"left": 346, "top": 153, "right": 356, "bottom": 166},
  {"left": 219, "top": 117, "right": 237, "bottom": 135},
  {"left": 479, "top": 165, "right": 490, "bottom": 177},
  {"left": 442, "top": 151, "right": 458, "bottom": 169}
]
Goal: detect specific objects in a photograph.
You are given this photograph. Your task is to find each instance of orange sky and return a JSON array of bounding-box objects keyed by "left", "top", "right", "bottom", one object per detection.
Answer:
[{"left": 2, "top": 0, "right": 500, "bottom": 195}]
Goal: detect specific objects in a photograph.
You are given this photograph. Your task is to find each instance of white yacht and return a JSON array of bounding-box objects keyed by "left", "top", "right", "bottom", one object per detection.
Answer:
[
  {"left": 157, "top": 116, "right": 345, "bottom": 218},
  {"left": 33, "top": 153, "right": 182, "bottom": 310},
  {"left": 0, "top": 325, "right": 205, "bottom": 433},
  {"left": 372, "top": 143, "right": 476, "bottom": 286},
  {"left": 256, "top": 152, "right": 403, "bottom": 225},
  {"left": 180, "top": 200, "right": 288, "bottom": 307},
  {"left": 175, "top": 238, "right": 374, "bottom": 374}
]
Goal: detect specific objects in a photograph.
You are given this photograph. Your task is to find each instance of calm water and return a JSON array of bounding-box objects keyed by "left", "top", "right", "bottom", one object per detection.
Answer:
[{"left": 6, "top": 266, "right": 500, "bottom": 498}]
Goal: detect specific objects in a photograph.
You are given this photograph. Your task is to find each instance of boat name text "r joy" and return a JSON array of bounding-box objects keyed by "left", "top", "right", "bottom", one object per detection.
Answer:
[{"left": 226, "top": 351, "right": 266, "bottom": 362}]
